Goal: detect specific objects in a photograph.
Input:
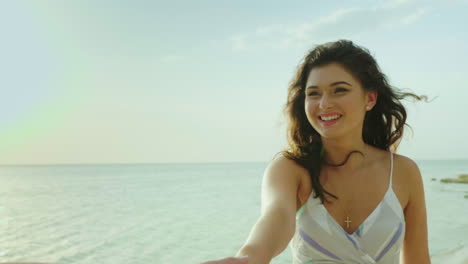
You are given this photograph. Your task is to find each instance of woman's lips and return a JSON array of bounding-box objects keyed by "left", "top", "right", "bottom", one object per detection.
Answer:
[
  {"left": 318, "top": 112, "right": 342, "bottom": 118},
  {"left": 318, "top": 115, "right": 342, "bottom": 126}
]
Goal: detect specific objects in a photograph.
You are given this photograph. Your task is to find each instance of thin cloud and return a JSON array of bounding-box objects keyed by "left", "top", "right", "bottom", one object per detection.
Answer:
[
  {"left": 229, "top": 0, "right": 430, "bottom": 51},
  {"left": 400, "top": 8, "right": 428, "bottom": 25}
]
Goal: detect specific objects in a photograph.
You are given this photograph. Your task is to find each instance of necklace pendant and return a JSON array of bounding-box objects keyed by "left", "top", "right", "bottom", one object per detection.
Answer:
[{"left": 344, "top": 216, "right": 352, "bottom": 228}]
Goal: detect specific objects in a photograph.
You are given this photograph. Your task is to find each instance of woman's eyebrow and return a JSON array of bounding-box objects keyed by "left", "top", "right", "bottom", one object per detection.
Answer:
[{"left": 306, "top": 81, "right": 352, "bottom": 90}]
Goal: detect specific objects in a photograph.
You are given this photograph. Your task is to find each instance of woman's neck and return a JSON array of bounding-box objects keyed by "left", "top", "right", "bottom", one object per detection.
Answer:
[{"left": 321, "top": 138, "right": 369, "bottom": 170}]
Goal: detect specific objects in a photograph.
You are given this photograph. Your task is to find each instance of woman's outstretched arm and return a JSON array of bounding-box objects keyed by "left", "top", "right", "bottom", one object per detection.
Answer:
[
  {"left": 199, "top": 155, "right": 302, "bottom": 264},
  {"left": 234, "top": 155, "right": 302, "bottom": 263}
]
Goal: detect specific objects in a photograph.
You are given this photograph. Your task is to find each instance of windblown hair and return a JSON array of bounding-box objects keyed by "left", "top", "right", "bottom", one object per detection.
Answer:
[{"left": 277, "top": 40, "right": 427, "bottom": 204}]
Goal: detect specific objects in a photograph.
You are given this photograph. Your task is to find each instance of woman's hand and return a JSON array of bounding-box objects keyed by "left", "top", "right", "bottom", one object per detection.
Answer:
[{"left": 199, "top": 256, "right": 249, "bottom": 264}]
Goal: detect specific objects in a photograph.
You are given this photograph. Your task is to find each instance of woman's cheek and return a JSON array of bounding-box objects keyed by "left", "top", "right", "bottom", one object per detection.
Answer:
[{"left": 305, "top": 101, "right": 318, "bottom": 125}]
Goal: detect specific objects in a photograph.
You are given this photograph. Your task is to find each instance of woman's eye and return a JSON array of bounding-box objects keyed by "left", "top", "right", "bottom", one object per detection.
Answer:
[
  {"left": 307, "top": 88, "right": 347, "bottom": 96},
  {"left": 335, "top": 88, "right": 348, "bottom": 93}
]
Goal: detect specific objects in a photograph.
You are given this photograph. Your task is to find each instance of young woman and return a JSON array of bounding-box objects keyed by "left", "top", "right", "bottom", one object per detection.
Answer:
[{"left": 201, "top": 40, "right": 431, "bottom": 264}]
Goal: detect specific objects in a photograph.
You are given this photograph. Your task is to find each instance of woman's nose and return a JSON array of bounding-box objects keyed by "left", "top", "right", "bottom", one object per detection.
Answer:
[{"left": 319, "top": 94, "right": 333, "bottom": 110}]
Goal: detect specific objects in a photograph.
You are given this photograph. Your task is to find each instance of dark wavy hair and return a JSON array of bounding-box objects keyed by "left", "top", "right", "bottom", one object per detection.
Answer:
[{"left": 277, "top": 40, "right": 427, "bottom": 205}]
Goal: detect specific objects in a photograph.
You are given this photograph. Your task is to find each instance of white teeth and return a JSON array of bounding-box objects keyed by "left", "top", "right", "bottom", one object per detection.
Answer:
[{"left": 320, "top": 115, "right": 341, "bottom": 121}]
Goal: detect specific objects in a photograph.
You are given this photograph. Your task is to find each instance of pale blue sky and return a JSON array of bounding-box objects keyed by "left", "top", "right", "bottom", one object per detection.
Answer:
[{"left": 1, "top": 0, "right": 467, "bottom": 164}]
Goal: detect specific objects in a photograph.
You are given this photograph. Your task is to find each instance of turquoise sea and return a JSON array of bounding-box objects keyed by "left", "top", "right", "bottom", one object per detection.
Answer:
[{"left": 0, "top": 160, "right": 467, "bottom": 264}]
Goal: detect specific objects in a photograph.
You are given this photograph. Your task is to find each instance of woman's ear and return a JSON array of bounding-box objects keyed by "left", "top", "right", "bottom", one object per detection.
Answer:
[{"left": 366, "top": 91, "right": 378, "bottom": 110}]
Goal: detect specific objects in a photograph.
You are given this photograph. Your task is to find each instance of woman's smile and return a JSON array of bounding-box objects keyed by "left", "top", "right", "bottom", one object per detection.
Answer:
[{"left": 319, "top": 115, "right": 342, "bottom": 126}]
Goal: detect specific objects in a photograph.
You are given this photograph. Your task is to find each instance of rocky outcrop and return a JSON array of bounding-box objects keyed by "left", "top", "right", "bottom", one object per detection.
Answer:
[{"left": 440, "top": 174, "right": 468, "bottom": 184}]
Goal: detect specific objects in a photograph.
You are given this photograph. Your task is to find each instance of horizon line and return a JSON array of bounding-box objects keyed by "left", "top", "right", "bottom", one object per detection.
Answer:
[
  {"left": 0, "top": 160, "right": 269, "bottom": 167},
  {"left": 1, "top": 158, "right": 467, "bottom": 167}
]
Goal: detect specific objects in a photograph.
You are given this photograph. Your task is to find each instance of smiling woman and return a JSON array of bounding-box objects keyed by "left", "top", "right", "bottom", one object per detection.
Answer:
[{"left": 199, "top": 40, "right": 431, "bottom": 264}]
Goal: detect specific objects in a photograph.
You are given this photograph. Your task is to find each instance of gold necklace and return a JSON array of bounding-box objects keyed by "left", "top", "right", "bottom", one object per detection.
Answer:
[
  {"left": 342, "top": 191, "right": 354, "bottom": 231},
  {"left": 324, "top": 145, "right": 368, "bottom": 232},
  {"left": 344, "top": 147, "right": 369, "bottom": 232},
  {"left": 323, "top": 169, "right": 355, "bottom": 232}
]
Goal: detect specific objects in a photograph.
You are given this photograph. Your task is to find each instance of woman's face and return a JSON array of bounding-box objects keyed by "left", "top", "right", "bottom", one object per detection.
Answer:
[{"left": 304, "top": 63, "right": 377, "bottom": 139}]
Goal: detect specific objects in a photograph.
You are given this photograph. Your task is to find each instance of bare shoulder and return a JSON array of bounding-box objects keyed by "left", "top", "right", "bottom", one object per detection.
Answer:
[
  {"left": 392, "top": 153, "right": 424, "bottom": 211},
  {"left": 393, "top": 153, "right": 420, "bottom": 171},
  {"left": 393, "top": 153, "right": 422, "bottom": 183},
  {"left": 260, "top": 152, "right": 308, "bottom": 215},
  {"left": 267, "top": 152, "right": 309, "bottom": 177}
]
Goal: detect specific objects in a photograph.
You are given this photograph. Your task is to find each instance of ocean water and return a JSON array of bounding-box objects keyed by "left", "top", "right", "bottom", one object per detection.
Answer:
[{"left": 0, "top": 159, "right": 467, "bottom": 264}]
